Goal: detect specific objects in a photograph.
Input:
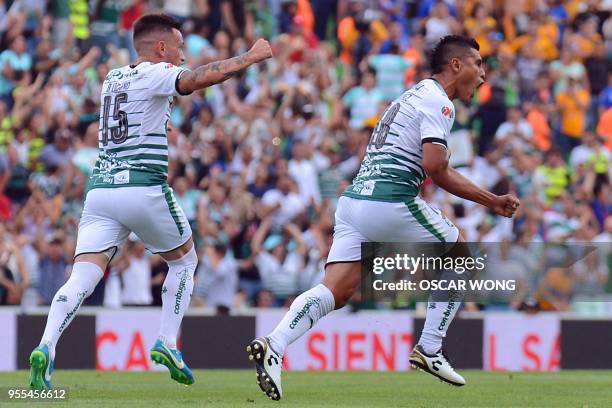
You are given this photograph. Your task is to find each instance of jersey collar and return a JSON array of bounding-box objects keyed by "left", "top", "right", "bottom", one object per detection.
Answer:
[{"left": 428, "top": 77, "right": 449, "bottom": 99}]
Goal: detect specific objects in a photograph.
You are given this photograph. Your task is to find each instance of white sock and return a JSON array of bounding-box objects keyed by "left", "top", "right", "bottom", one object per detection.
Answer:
[
  {"left": 159, "top": 247, "right": 197, "bottom": 348},
  {"left": 418, "top": 270, "right": 465, "bottom": 355},
  {"left": 268, "top": 284, "right": 335, "bottom": 354},
  {"left": 41, "top": 262, "right": 104, "bottom": 359}
]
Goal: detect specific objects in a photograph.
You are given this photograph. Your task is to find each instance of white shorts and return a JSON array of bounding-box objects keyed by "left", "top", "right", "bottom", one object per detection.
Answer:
[
  {"left": 327, "top": 195, "right": 459, "bottom": 264},
  {"left": 75, "top": 185, "right": 192, "bottom": 258}
]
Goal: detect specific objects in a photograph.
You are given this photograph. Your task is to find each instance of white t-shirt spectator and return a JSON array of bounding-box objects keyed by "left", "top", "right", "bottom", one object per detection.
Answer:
[
  {"left": 494, "top": 120, "right": 534, "bottom": 151},
  {"left": 255, "top": 252, "right": 302, "bottom": 297},
  {"left": 289, "top": 157, "right": 321, "bottom": 204},
  {"left": 121, "top": 256, "right": 152, "bottom": 305},
  {"left": 472, "top": 156, "right": 502, "bottom": 190},
  {"left": 196, "top": 254, "right": 238, "bottom": 309},
  {"left": 570, "top": 144, "right": 611, "bottom": 168},
  {"left": 262, "top": 189, "right": 304, "bottom": 229}
]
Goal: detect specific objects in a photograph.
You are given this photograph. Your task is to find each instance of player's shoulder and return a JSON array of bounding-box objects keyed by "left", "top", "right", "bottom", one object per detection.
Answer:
[
  {"left": 104, "top": 63, "right": 147, "bottom": 82},
  {"left": 148, "top": 62, "right": 184, "bottom": 74},
  {"left": 420, "top": 78, "right": 452, "bottom": 104},
  {"left": 402, "top": 79, "right": 453, "bottom": 117}
]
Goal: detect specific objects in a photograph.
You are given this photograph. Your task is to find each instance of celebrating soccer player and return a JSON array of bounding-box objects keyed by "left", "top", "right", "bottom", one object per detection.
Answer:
[
  {"left": 28, "top": 13, "right": 272, "bottom": 390},
  {"left": 248, "top": 35, "right": 520, "bottom": 400}
]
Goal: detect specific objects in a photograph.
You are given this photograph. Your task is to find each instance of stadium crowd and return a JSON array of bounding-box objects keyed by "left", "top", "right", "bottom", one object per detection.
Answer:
[{"left": 0, "top": 0, "right": 610, "bottom": 312}]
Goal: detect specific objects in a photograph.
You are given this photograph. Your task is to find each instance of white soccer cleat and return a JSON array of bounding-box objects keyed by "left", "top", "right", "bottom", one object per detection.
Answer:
[
  {"left": 409, "top": 345, "right": 466, "bottom": 386},
  {"left": 246, "top": 337, "right": 283, "bottom": 400}
]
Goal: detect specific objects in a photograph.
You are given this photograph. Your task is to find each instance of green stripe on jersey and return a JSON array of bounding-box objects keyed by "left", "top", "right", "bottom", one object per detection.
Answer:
[
  {"left": 105, "top": 144, "right": 168, "bottom": 153},
  {"left": 367, "top": 151, "right": 424, "bottom": 174},
  {"left": 342, "top": 181, "right": 419, "bottom": 201},
  {"left": 118, "top": 153, "right": 168, "bottom": 162}
]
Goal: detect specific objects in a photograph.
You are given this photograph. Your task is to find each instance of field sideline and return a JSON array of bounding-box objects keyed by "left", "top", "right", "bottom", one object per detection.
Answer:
[{"left": 0, "top": 370, "right": 607, "bottom": 407}]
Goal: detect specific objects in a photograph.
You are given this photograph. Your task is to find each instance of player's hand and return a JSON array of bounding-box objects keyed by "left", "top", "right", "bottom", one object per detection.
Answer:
[
  {"left": 248, "top": 39, "right": 273, "bottom": 63},
  {"left": 490, "top": 194, "right": 520, "bottom": 218}
]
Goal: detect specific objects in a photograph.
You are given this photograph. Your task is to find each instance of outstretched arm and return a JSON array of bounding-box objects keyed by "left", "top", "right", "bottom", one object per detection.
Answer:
[
  {"left": 422, "top": 143, "right": 520, "bottom": 217},
  {"left": 178, "top": 38, "right": 272, "bottom": 94}
]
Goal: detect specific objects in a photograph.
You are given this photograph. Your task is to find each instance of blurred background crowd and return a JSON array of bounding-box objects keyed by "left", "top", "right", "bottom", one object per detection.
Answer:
[{"left": 0, "top": 0, "right": 610, "bottom": 313}]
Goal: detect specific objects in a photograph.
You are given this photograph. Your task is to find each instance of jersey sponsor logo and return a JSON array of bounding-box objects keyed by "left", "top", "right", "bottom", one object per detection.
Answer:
[
  {"left": 441, "top": 106, "right": 454, "bottom": 119},
  {"left": 361, "top": 180, "right": 376, "bottom": 196},
  {"left": 105, "top": 69, "right": 139, "bottom": 81},
  {"left": 114, "top": 170, "right": 130, "bottom": 184},
  {"left": 165, "top": 63, "right": 175, "bottom": 69}
]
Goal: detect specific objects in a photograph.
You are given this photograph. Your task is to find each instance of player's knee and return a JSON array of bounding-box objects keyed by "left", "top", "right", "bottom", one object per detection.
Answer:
[
  {"left": 166, "top": 245, "right": 198, "bottom": 271},
  {"left": 68, "top": 262, "right": 105, "bottom": 296},
  {"left": 326, "top": 282, "right": 359, "bottom": 309},
  {"left": 323, "top": 262, "right": 361, "bottom": 309}
]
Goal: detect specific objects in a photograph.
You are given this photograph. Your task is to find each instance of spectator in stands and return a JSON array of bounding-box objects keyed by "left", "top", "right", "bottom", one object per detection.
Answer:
[
  {"left": 36, "top": 235, "right": 69, "bottom": 305},
  {"left": 193, "top": 241, "right": 238, "bottom": 314},
  {"left": 342, "top": 67, "right": 383, "bottom": 129},
  {"left": 534, "top": 149, "right": 571, "bottom": 207},
  {"left": 368, "top": 43, "right": 411, "bottom": 102},
  {"left": 556, "top": 75, "right": 591, "bottom": 154},
  {"left": 0, "top": 225, "right": 29, "bottom": 305},
  {"left": 261, "top": 174, "right": 304, "bottom": 231},
  {"left": 0, "top": 0, "right": 610, "bottom": 312},
  {"left": 251, "top": 217, "right": 307, "bottom": 305},
  {"left": 114, "top": 237, "right": 153, "bottom": 306},
  {"left": 494, "top": 106, "right": 535, "bottom": 153}
]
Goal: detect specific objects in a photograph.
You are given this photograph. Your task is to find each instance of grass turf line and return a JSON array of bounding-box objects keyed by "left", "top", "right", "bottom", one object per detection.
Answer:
[{"left": 0, "top": 370, "right": 609, "bottom": 407}]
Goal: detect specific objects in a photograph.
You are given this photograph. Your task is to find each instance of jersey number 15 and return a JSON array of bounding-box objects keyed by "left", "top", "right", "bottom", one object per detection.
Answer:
[{"left": 101, "top": 92, "right": 128, "bottom": 146}]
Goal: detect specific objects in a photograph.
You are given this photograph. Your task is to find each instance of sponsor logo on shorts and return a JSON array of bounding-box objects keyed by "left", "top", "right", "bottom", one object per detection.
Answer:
[
  {"left": 57, "top": 295, "right": 68, "bottom": 302},
  {"left": 289, "top": 297, "right": 321, "bottom": 329}
]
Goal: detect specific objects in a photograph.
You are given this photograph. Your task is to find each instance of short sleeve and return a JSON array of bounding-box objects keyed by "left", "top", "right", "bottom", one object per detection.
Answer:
[
  {"left": 150, "top": 63, "right": 192, "bottom": 97},
  {"left": 420, "top": 99, "right": 453, "bottom": 148}
]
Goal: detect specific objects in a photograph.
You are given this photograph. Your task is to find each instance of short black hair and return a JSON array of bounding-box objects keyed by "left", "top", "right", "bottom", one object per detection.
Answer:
[
  {"left": 429, "top": 35, "right": 480, "bottom": 74},
  {"left": 133, "top": 13, "right": 181, "bottom": 43}
]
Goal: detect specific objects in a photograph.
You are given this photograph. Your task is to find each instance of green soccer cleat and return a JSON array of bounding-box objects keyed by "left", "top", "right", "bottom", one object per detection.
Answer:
[
  {"left": 150, "top": 339, "right": 194, "bottom": 385},
  {"left": 29, "top": 344, "right": 53, "bottom": 390}
]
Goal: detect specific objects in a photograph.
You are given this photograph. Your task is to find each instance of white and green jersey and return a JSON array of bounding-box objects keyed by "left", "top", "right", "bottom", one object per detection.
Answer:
[
  {"left": 343, "top": 78, "right": 455, "bottom": 202},
  {"left": 89, "top": 62, "right": 190, "bottom": 189}
]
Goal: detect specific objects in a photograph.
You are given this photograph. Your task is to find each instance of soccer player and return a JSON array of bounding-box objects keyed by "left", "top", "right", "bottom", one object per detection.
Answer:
[
  {"left": 28, "top": 14, "right": 272, "bottom": 390},
  {"left": 247, "top": 35, "right": 520, "bottom": 400}
]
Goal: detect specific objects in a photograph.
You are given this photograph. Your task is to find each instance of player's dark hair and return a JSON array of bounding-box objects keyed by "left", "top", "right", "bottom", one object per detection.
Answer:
[
  {"left": 133, "top": 13, "right": 181, "bottom": 43},
  {"left": 429, "top": 35, "right": 480, "bottom": 74}
]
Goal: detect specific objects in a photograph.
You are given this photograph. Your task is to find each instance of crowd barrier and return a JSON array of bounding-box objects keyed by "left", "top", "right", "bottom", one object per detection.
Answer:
[{"left": 1, "top": 308, "right": 611, "bottom": 371}]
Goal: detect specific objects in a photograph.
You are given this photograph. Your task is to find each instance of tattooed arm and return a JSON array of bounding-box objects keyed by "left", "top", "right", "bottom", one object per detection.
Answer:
[{"left": 178, "top": 38, "right": 272, "bottom": 93}]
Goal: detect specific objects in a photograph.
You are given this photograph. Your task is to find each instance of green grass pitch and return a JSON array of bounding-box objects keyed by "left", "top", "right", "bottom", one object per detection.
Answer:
[{"left": 0, "top": 370, "right": 609, "bottom": 407}]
